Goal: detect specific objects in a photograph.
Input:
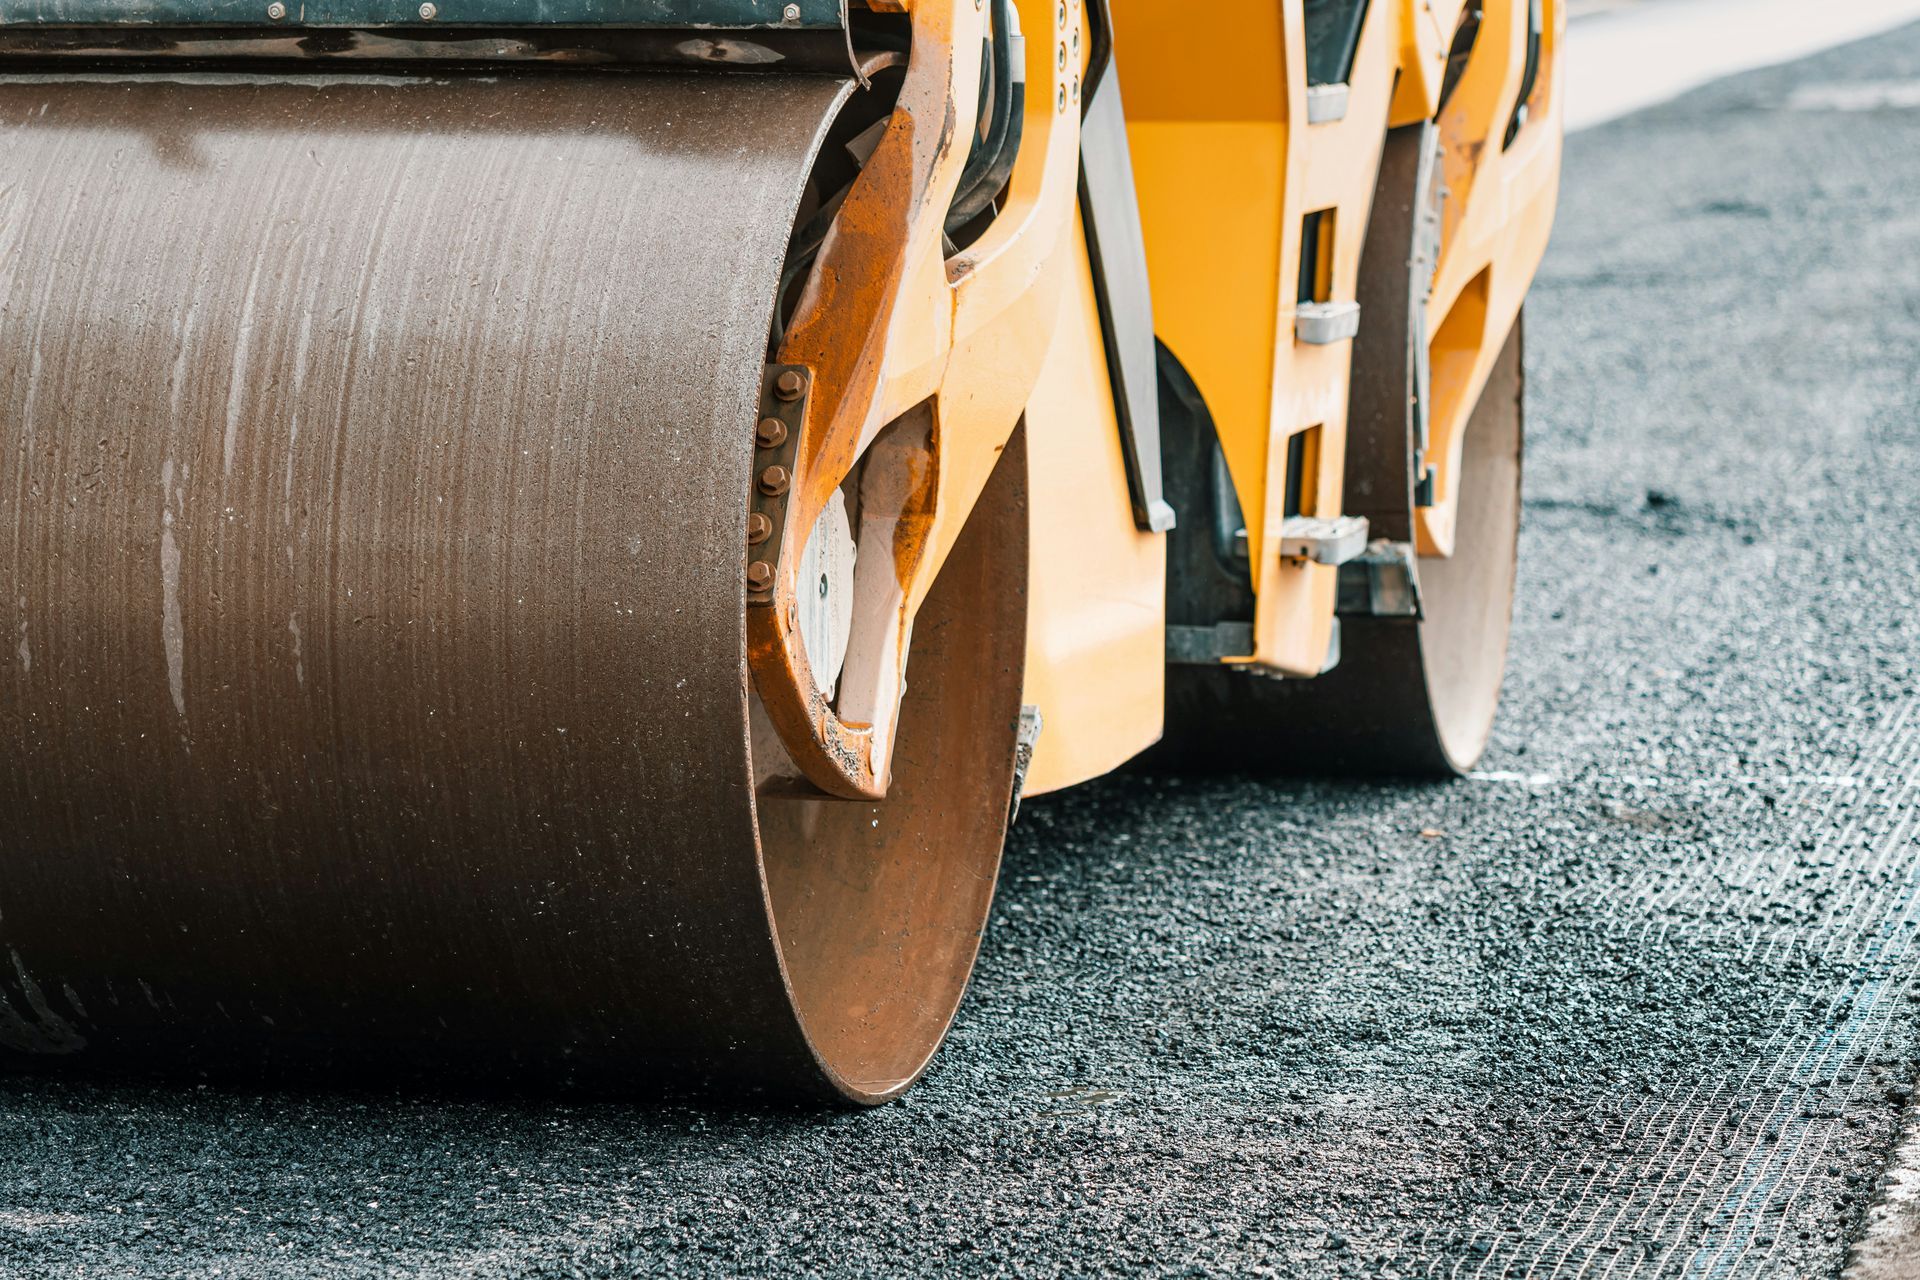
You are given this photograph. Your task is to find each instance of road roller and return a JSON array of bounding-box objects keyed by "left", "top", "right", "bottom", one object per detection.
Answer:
[{"left": 0, "top": 0, "right": 1561, "bottom": 1102}]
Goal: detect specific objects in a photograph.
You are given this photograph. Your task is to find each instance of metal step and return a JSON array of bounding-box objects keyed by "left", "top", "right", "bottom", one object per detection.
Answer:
[
  {"left": 1278, "top": 514, "right": 1369, "bottom": 565},
  {"left": 1295, "top": 300, "right": 1361, "bottom": 344},
  {"left": 1306, "top": 83, "right": 1350, "bottom": 123}
]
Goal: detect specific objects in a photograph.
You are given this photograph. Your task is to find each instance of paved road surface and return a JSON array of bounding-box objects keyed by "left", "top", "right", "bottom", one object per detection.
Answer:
[{"left": 3, "top": 22, "right": 1919, "bottom": 1280}]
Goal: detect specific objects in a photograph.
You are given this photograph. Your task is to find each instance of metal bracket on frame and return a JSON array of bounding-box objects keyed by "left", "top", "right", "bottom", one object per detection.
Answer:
[
  {"left": 1336, "top": 539, "right": 1424, "bottom": 619},
  {"left": 1305, "top": 83, "right": 1350, "bottom": 124},
  {"left": 1278, "top": 514, "right": 1369, "bottom": 565},
  {"left": 1166, "top": 621, "right": 1256, "bottom": 665},
  {"left": 1296, "top": 300, "right": 1361, "bottom": 345},
  {"left": 1009, "top": 704, "right": 1046, "bottom": 823}
]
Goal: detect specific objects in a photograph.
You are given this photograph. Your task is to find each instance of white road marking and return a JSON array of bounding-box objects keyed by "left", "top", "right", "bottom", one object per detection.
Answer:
[
  {"left": 1566, "top": 0, "right": 1920, "bottom": 132},
  {"left": 1789, "top": 79, "right": 1920, "bottom": 110},
  {"left": 1467, "top": 769, "right": 1559, "bottom": 788}
]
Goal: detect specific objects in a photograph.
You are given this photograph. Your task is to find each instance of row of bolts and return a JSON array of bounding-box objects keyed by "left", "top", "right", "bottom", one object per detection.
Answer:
[{"left": 747, "top": 369, "right": 807, "bottom": 594}]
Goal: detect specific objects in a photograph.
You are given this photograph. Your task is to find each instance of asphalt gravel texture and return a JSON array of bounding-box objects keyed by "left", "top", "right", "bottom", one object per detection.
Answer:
[{"left": 4, "top": 26, "right": 1920, "bottom": 1280}]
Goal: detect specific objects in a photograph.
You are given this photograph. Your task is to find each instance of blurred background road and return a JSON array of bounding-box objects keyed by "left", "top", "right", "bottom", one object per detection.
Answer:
[
  {"left": 1561, "top": 0, "right": 1920, "bottom": 129},
  {"left": 3, "top": 11, "right": 1920, "bottom": 1278}
]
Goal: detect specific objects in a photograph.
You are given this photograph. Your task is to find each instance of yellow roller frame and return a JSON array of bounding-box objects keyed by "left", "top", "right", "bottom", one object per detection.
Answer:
[
  {"left": 1421, "top": 0, "right": 1564, "bottom": 557},
  {"left": 766, "top": 0, "right": 1563, "bottom": 798},
  {"left": 1105, "top": 0, "right": 1563, "bottom": 674},
  {"left": 755, "top": 0, "right": 1090, "bottom": 798}
]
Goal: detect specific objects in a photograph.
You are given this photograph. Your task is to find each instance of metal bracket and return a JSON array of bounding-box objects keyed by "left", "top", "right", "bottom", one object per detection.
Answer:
[
  {"left": 1009, "top": 703, "right": 1045, "bottom": 823},
  {"left": 1278, "top": 514, "right": 1369, "bottom": 565},
  {"left": 1413, "top": 464, "right": 1437, "bottom": 508},
  {"left": 745, "top": 364, "right": 809, "bottom": 606},
  {"left": 1306, "top": 83, "right": 1350, "bottom": 123},
  {"left": 1167, "top": 621, "right": 1255, "bottom": 665},
  {"left": 1336, "top": 539, "right": 1423, "bottom": 619},
  {"left": 1296, "top": 300, "right": 1361, "bottom": 345},
  {"left": 1168, "top": 617, "right": 1342, "bottom": 676}
]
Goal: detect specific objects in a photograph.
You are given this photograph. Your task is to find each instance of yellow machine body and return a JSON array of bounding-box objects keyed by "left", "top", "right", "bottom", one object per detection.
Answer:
[{"left": 1021, "top": 0, "right": 1565, "bottom": 794}]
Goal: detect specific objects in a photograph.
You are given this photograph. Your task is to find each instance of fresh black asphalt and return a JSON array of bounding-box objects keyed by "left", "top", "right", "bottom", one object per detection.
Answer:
[{"left": 3, "top": 23, "right": 1920, "bottom": 1278}]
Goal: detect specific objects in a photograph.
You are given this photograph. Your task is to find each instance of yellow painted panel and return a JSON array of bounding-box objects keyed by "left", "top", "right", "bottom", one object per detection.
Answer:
[
  {"left": 1117, "top": 0, "right": 1398, "bottom": 676},
  {"left": 1107, "top": 0, "right": 1285, "bottom": 122},
  {"left": 1125, "top": 119, "right": 1286, "bottom": 555},
  {"left": 1019, "top": 221, "right": 1166, "bottom": 797}
]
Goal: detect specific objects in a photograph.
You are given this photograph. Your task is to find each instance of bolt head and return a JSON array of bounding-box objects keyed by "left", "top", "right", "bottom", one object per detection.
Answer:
[
  {"left": 758, "top": 465, "right": 791, "bottom": 497},
  {"left": 417, "top": 1, "right": 436, "bottom": 18},
  {"left": 746, "top": 512, "right": 773, "bottom": 546},
  {"left": 755, "top": 417, "right": 789, "bottom": 449},
  {"left": 782, "top": 3, "right": 801, "bottom": 20},
  {"left": 747, "top": 561, "right": 775, "bottom": 593},
  {"left": 773, "top": 369, "right": 806, "bottom": 402},
  {"left": 266, "top": 1, "right": 286, "bottom": 17}
]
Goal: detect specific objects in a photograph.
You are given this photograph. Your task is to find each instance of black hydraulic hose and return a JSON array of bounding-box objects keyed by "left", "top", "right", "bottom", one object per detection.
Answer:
[{"left": 945, "top": 0, "right": 1024, "bottom": 234}]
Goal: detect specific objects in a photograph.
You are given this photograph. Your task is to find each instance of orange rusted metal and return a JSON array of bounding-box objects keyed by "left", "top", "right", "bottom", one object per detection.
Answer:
[{"left": 754, "top": 0, "right": 1087, "bottom": 799}]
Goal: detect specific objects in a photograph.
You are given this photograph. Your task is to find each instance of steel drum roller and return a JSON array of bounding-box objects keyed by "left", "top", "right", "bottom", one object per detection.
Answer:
[{"left": 0, "top": 69, "right": 1027, "bottom": 1102}]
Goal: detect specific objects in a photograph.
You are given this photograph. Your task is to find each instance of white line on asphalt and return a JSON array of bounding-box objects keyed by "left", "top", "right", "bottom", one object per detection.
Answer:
[
  {"left": 1566, "top": 0, "right": 1920, "bottom": 132},
  {"left": 1466, "top": 769, "right": 1559, "bottom": 788},
  {"left": 1789, "top": 80, "right": 1920, "bottom": 110}
]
